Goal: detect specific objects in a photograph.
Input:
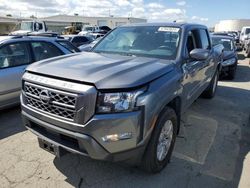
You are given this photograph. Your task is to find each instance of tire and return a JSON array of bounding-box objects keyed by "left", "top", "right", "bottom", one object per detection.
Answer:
[
  {"left": 202, "top": 70, "right": 219, "bottom": 99},
  {"left": 246, "top": 48, "right": 250, "bottom": 58},
  {"left": 227, "top": 64, "right": 237, "bottom": 80},
  {"left": 141, "top": 107, "right": 177, "bottom": 173}
]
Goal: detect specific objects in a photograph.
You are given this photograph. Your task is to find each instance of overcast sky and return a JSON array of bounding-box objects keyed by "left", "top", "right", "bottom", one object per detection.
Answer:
[{"left": 0, "top": 0, "right": 250, "bottom": 27}]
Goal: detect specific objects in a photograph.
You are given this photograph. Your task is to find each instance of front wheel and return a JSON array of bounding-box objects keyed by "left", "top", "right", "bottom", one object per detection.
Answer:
[
  {"left": 202, "top": 70, "right": 219, "bottom": 99},
  {"left": 141, "top": 107, "right": 177, "bottom": 173}
]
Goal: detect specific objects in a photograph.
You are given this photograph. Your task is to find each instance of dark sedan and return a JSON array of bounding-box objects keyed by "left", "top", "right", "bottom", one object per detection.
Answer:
[
  {"left": 212, "top": 35, "right": 238, "bottom": 79},
  {"left": 62, "top": 35, "right": 94, "bottom": 47}
]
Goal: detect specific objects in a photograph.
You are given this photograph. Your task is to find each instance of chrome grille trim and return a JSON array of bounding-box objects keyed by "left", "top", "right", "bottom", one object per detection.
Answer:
[
  {"left": 24, "top": 81, "right": 78, "bottom": 121},
  {"left": 23, "top": 72, "right": 93, "bottom": 93}
]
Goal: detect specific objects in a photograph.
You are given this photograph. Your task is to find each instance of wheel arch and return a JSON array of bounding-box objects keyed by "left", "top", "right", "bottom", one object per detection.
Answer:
[{"left": 156, "top": 96, "right": 182, "bottom": 135}]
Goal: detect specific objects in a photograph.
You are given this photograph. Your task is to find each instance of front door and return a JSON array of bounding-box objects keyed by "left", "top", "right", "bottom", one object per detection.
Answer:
[{"left": 181, "top": 29, "right": 212, "bottom": 111}]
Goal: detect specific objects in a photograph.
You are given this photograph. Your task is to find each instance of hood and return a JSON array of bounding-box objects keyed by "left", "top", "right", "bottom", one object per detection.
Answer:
[
  {"left": 10, "top": 30, "right": 31, "bottom": 35},
  {"left": 26, "top": 52, "right": 175, "bottom": 90},
  {"left": 79, "top": 31, "right": 88, "bottom": 35},
  {"left": 223, "top": 51, "right": 235, "bottom": 60}
]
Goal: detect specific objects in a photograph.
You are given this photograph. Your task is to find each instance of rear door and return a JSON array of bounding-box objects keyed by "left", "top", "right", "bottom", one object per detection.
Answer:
[{"left": 0, "top": 42, "right": 32, "bottom": 108}]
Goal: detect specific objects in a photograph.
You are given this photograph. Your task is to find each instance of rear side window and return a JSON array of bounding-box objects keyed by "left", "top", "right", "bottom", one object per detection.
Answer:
[
  {"left": 199, "top": 29, "right": 210, "bottom": 49},
  {"left": 31, "top": 42, "right": 63, "bottom": 62},
  {"left": 57, "top": 41, "right": 80, "bottom": 52},
  {"left": 0, "top": 42, "right": 31, "bottom": 69}
]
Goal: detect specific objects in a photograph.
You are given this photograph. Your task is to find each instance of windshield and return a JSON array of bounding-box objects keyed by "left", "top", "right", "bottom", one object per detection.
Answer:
[
  {"left": 246, "top": 28, "right": 250, "bottom": 35},
  {"left": 20, "top": 22, "right": 33, "bottom": 31},
  {"left": 212, "top": 37, "right": 233, "bottom": 51},
  {"left": 93, "top": 26, "right": 180, "bottom": 60},
  {"left": 84, "top": 27, "right": 93, "bottom": 31}
]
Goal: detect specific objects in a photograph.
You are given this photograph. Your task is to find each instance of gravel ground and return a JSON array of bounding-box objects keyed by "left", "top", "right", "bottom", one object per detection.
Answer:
[{"left": 0, "top": 53, "right": 249, "bottom": 188}]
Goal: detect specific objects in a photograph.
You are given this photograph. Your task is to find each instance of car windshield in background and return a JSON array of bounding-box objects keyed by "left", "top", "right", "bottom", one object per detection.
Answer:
[
  {"left": 84, "top": 27, "right": 93, "bottom": 31},
  {"left": 212, "top": 37, "right": 233, "bottom": 51},
  {"left": 93, "top": 26, "right": 180, "bottom": 60},
  {"left": 20, "top": 22, "right": 33, "bottom": 31}
]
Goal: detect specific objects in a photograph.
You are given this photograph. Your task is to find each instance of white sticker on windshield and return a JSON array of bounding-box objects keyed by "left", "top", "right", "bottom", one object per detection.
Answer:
[
  {"left": 221, "top": 39, "right": 231, "bottom": 42},
  {"left": 158, "top": 27, "right": 180, "bottom": 32}
]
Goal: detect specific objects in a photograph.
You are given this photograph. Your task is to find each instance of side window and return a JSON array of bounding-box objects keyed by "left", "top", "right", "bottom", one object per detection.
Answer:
[
  {"left": 31, "top": 42, "right": 63, "bottom": 61},
  {"left": 186, "top": 31, "right": 197, "bottom": 53},
  {"left": 0, "top": 42, "right": 31, "bottom": 69},
  {"left": 198, "top": 29, "right": 210, "bottom": 49},
  {"left": 38, "top": 23, "right": 43, "bottom": 30}
]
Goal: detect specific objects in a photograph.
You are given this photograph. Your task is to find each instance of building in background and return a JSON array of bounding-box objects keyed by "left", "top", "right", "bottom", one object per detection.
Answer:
[
  {"left": 0, "top": 16, "right": 30, "bottom": 35},
  {"left": 215, "top": 19, "right": 250, "bottom": 32},
  {"left": 0, "top": 15, "right": 147, "bottom": 35}
]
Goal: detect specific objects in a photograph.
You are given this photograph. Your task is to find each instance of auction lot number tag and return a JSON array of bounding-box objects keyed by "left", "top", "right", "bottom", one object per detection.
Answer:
[{"left": 158, "top": 27, "right": 180, "bottom": 32}]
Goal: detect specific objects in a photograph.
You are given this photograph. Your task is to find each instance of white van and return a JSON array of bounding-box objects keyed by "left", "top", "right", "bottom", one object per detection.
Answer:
[{"left": 240, "top": 26, "right": 250, "bottom": 49}]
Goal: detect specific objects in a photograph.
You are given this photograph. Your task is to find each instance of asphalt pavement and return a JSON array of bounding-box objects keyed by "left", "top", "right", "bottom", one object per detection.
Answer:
[{"left": 0, "top": 54, "right": 249, "bottom": 188}]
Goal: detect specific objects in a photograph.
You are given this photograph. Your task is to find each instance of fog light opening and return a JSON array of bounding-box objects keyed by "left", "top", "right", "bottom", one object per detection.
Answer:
[{"left": 102, "top": 132, "right": 133, "bottom": 142}]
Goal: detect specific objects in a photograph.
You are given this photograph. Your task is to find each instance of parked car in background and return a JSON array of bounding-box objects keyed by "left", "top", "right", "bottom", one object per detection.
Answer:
[
  {"left": 0, "top": 35, "right": 80, "bottom": 110},
  {"left": 240, "top": 26, "right": 250, "bottom": 50},
  {"left": 89, "top": 33, "right": 105, "bottom": 39},
  {"left": 228, "top": 31, "right": 240, "bottom": 43},
  {"left": 78, "top": 25, "right": 111, "bottom": 36},
  {"left": 212, "top": 35, "right": 238, "bottom": 79},
  {"left": 21, "top": 23, "right": 223, "bottom": 173},
  {"left": 213, "top": 32, "right": 240, "bottom": 46},
  {"left": 78, "top": 37, "right": 102, "bottom": 51},
  {"left": 62, "top": 35, "right": 94, "bottom": 47},
  {"left": 99, "top": 26, "right": 112, "bottom": 34},
  {"left": 245, "top": 33, "right": 250, "bottom": 57}
]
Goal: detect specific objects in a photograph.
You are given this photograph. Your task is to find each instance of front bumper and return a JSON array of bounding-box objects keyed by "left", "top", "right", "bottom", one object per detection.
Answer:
[{"left": 21, "top": 98, "right": 147, "bottom": 162}]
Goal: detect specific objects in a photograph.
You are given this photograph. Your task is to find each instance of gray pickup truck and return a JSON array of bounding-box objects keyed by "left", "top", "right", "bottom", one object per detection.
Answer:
[{"left": 21, "top": 23, "right": 223, "bottom": 173}]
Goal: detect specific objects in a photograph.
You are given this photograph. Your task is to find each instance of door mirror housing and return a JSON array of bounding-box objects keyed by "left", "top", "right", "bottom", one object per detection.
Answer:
[
  {"left": 34, "top": 22, "right": 39, "bottom": 31},
  {"left": 190, "top": 48, "right": 209, "bottom": 61}
]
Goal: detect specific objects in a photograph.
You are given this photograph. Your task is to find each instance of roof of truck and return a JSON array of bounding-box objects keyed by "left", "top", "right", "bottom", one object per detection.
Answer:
[
  {"left": 0, "top": 35, "right": 68, "bottom": 45},
  {"left": 120, "top": 22, "right": 206, "bottom": 28},
  {"left": 211, "top": 34, "right": 234, "bottom": 40}
]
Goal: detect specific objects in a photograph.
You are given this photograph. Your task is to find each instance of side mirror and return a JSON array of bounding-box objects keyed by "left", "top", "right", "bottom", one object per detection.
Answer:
[
  {"left": 190, "top": 48, "right": 209, "bottom": 60},
  {"left": 34, "top": 22, "right": 39, "bottom": 31}
]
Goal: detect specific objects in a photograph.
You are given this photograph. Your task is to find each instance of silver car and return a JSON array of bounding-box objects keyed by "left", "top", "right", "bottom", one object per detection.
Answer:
[{"left": 0, "top": 35, "right": 80, "bottom": 109}]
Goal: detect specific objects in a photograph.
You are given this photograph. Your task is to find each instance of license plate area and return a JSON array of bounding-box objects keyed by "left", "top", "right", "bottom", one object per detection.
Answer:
[{"left": 38, "top": 137, "right": 63, "bottom": 157}]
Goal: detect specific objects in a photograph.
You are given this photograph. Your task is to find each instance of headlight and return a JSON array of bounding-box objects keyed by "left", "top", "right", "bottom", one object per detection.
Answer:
[
  {"left": 222, "top": 58, "right": 236, "bottom": 66},
  {"left": 96, "top": 89, "right": 145, "bottom": 113}
]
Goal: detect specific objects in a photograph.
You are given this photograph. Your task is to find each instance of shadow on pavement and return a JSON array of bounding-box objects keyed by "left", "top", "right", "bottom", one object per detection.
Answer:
[
  {"left": 220, "top": 64, "right": 250, "bottom": 82},
  {"left": 53, "top": 83, "right": 250, "bottom": 188},
  {"left": 0, "top": 106, "right": 26, "bottom": 140}
]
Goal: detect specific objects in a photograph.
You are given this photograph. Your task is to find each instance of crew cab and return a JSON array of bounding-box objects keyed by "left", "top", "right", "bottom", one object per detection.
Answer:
[{"left": 21, "top": 23, "right": 223, "bottom": 173}]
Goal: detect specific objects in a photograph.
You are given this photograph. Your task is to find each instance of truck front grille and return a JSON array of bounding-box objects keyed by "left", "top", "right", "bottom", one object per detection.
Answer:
[{"left": 24, "top": 82, "right": 77, "bottom": 121}]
